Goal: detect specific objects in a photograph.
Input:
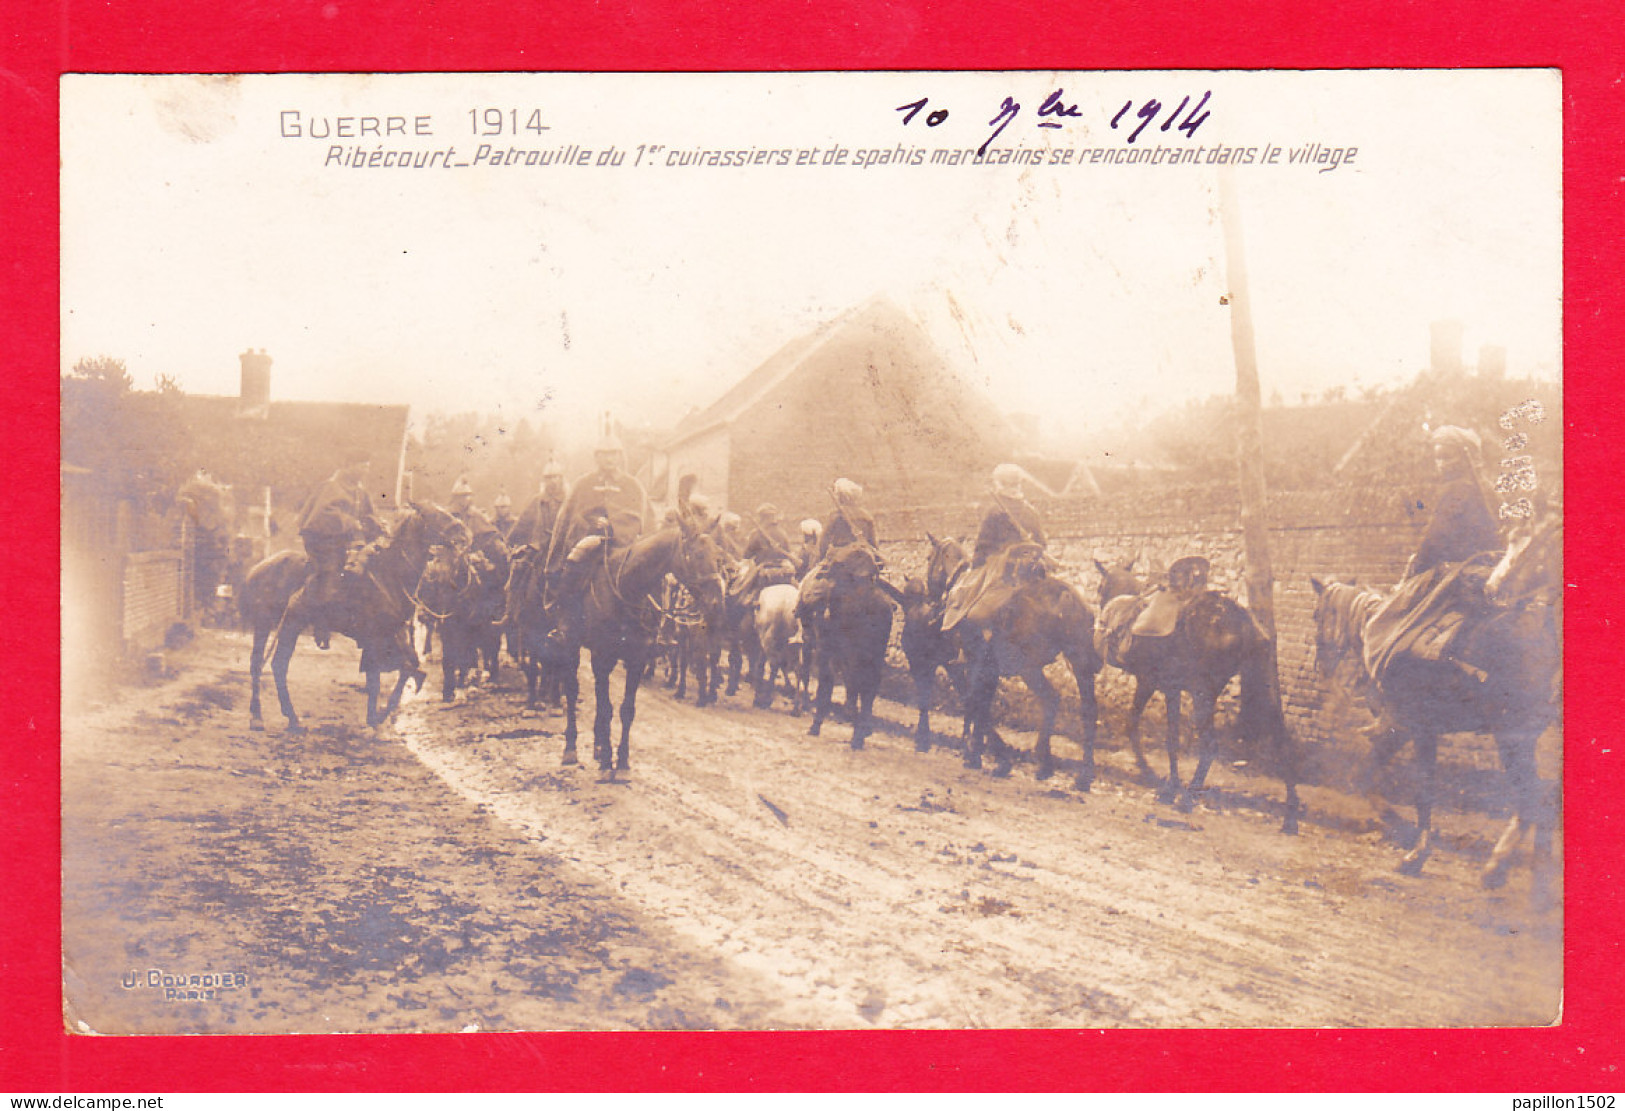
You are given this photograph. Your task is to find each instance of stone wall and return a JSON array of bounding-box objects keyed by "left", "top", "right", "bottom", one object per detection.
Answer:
[{"left": 873, "top": 481, "right": 1526, "bottom": 792}]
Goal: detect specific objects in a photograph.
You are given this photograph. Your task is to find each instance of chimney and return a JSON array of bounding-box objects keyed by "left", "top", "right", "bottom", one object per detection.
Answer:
[
  {"left": 239, "top": 348, "right": 272, "bottom": 417},
  {"left": 1429, "top": 320, "right": 1464, "bottom": 376},
  {"left": 1477, "top": 344, "right": 1507, "bottom": 380}
]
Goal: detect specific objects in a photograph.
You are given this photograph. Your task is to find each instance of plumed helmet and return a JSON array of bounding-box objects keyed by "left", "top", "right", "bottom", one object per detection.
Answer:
[
  {"left": 991, "top": 462, "right": 1024, "bottom": 496},
  {"left": 450, "top": 476, "right": 474, "bottom": 498},
  {"left": 756, "top": 503, "right": 780, "bottom": 523},
  {"left": 832, "top": 478, "right": 863, "bottom": 505}
]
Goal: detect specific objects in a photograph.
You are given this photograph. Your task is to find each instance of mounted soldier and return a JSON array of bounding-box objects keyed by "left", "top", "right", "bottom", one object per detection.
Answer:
[
  {"left": 447, "top": 475, "right": 508, "bottom": 565},
  {"left": 730, "top": 502, "right": 798, "bottom": 604},
  {"left": 797, "top": 478, "right": 880, "bottom": 621},
  {"left": 942, "top": 463, "right": 1048, "bottom": 633},
  {"left": 712, "top": 511, "right": 747, "bottom": 560},
  {"left": 509, "top": 456, "right": 569, "bottom": 549},
  {"left": 796, "top": 518, "right": 823, "bottom": 579},
  {"left": 295, "top": 456, "right": 384, "bottom": 649},
  {"left": 543, "top": 433, "right": 653, "bottom": 645},
  {"left": 1363, "top": 424, "right": 1502, "bottom": 682},
  {"left": 490, "top": 492, "right": 517, "bottom": 539}
]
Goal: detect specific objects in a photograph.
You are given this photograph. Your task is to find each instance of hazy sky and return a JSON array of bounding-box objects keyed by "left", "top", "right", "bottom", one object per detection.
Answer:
[{"left": 61, "top": 71, "right": 1560, "bottom": 448}]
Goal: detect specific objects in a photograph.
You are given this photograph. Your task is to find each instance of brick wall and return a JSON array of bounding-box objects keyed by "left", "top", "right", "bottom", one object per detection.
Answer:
[
  {"left": 122, "top": 549, "right": 183, "bottom": 655},
  {"left": 874, "top": 481, "right": 1525, "bottom": 792}
]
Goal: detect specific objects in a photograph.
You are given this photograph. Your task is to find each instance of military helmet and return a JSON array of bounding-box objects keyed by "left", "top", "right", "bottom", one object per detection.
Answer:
[
  {"left": 594, "top": 432, "right": 625, "bottom": 456},
  {"left": 450, "top": 476, "right": 474, "bottom": 498},
  {"left": 832, "top": 478, "right": 863, "bottom": 505},
  {"left": 493, "top": 492, "right": 512, "bottom": 510},
  {"left": 541, "top": 455, "right": 565, "bottom": 479},
  {"left": 756, "top": 502, "right": 780, "bottom": 523}
]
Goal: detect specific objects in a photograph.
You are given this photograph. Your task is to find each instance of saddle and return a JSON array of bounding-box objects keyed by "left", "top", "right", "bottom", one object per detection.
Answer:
[
  {"left": 941, "top": 542, "right": 1048, "bottom": 632},
  {"left": 1127, "top": 556, "right": 1210, "bottom": 638},
  {"left": 1364, "top": 555, "right": 1498, "bottom": 680}
]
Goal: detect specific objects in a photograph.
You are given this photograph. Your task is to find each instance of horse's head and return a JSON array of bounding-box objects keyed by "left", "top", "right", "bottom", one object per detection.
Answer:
[
  {"left": 402, "top": 501, "right": 473, "bottom": 560},
  {"left": 672, "top": 523, "right": 727, "bottom": 612},
  {"left": 924, "top": 534, "right": 968, "bottom": 600},
  {"left": 1095, "top": 558, "right": 1142, "bottom": 609},
  {"left": 1309, "top": 576, "right": 1375, "bottom": 679},
  {"left": 831, "top": 543, "right": 882, "bottom": 583}
]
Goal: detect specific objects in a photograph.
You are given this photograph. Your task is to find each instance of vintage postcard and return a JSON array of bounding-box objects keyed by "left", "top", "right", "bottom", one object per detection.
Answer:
[{"left": 59, "top": 70, "right": 1562, "bottom": 1035}]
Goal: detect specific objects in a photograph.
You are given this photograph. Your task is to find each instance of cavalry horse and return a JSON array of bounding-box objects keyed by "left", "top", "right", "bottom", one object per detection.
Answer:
[
  {"left": 500, "top": 545, "right": 573, "bottom": 711},
  {"left": 1311, "top": 518, "right": 1561, "bottom": 889},
  {"left": 1097, "top": 559, "right": 1301, "bottom": 832},
  {"left": 898, "top": 534, "right": 973, "bottom": 753},
  {"left": 414, "top": 544, "right": 503, "bottom": 703},
  {"left": 752, "top": 582, "right": 807, "bottom": 712},
  {"left": 804, "top": 544, "right": 898, "bottom": 749},
  {"left": 559, "top": 507, "right": 728, "bottom": 778},
  {"left": 900, "top": 535, "right": 1099, "bottom": 787},
  {"left": 243, "top": 503, "right": 471, "bottom": 731},
  {"left": 956, "top": 545, "right": 1101, "bottom": 787}
]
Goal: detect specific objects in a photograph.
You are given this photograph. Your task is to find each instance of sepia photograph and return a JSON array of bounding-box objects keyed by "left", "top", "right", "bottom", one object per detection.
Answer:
[{"left": 59, "top": 70, "right": 1563, "bottom": 1036}]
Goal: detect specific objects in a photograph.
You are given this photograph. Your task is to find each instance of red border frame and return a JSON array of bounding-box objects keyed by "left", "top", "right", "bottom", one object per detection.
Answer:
[{"left": 6, "top": 0, "right": 1621, "bottom": 1092}]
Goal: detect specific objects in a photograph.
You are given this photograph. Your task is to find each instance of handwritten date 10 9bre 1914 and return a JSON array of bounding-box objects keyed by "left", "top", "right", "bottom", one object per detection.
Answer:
[{"left": 899, "top": 88, "right": 1212, "bottom": 155}]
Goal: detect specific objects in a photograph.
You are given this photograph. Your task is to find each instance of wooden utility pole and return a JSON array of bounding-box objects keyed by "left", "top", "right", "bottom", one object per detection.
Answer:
[{"left": 1218, "top": 166, "right": 1287, "bottom": 707}]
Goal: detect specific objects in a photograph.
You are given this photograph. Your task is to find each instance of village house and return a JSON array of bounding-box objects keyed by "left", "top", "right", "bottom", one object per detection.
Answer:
[
  {"left": 652, "top": 296, "right": 1021, "bottom": 530},
  {"left": 61, "top": 349, "right": 410, "bottom": 695}
]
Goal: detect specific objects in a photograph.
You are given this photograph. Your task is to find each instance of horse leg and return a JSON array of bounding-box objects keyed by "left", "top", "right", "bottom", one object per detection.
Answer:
[
  {"left": 248, "top": 625, "right": 269, "bottom": 730},
  {"left": 592, "top": 653, "right": 616, "bottom": 774},
  {"left": 1066, "top": 650, "right": 1098, "bottom": 792},
  {"left": 966, "top": 644, "right": 1003, "bottom": 773},
  {"left": 615, "top": 658, "right": 645, "bottom": 773},
  {"left": 1021, "top": 662, "right": 1059, "bottom": 782},
  {"left": 1398, "top": 730, "right": 1439, "bottom": 875},
  {"left": 913, "top": 666, "right": 935, "bottom": 753},
  {"left": 1178, "top": 688, "right": 1221, "bottom": 813},
  {"left": 725, "top": 631, "right": 742, "bottom": 698},
  {"left": 561, "top": 657, "right": 580, "bottom": 766},
  {"left": 851, "top": 678, "right": 876, "bottom": 751},
  {"left": 269, "top": 612, "right": 305, "bottom": 732},
  {"left": 1125, "top": 679, "right": 1156, "bottom": 781},
  {"left": 808, "top": 660, "right": 828, "bottom": 736},
  {"left": 440, "top": 623, "right": 458, "bottom": 702},
  {"left": 1158, "top": 687, "right": 1183, "bottom": 805},
  {"left": 1482, "top": 722, "right": 1545, "bottom": 891}
]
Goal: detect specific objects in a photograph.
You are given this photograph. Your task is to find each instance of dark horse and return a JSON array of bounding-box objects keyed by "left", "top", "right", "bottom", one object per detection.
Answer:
[
  {"left": 898, "top": 534, "right": 972, "bottom": 754},
  {"left": 900, "top": 535, "right": 1099, "bottom": 787},
  {"left": 414, "top": 544, "right": 503, "bottom": 703},
  {"left": 243, "top": 503, "right": 470, "bottom": 730},
  {"left": 1311, "top": 519, "right": 1561, "bottom": 889},
  {"left": 1097, "top": 560, "right": 1300, "bottom": 832},
  {"left": 804, "top": 545, "right": 898, "bottom": 750},
  {"left": 499, "top": 545, "right": 572, "bottom": 711},
  {"left": 956, "top": 545, "right": 1101, "bottom": 787},
  {"left": 560, "top": 517, "right": 727, "bottom": 779}
]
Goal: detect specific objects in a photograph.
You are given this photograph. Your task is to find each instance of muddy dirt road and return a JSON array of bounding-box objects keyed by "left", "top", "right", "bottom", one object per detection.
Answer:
[{"left": 62, "top": 630, "right": 1560, "bottom": 1034}]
